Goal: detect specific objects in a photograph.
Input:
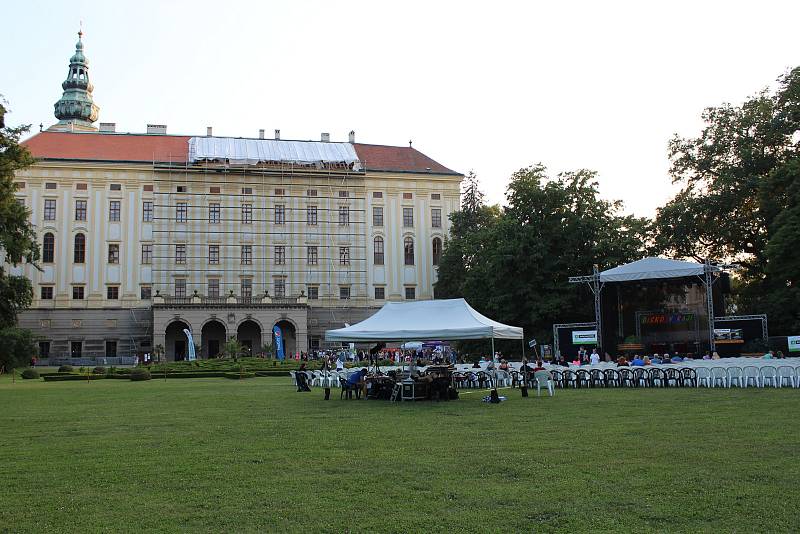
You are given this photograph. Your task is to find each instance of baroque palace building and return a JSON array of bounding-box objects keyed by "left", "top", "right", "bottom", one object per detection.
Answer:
[{"left": 10, "top": 32, "right": 462, "bottom": 361}]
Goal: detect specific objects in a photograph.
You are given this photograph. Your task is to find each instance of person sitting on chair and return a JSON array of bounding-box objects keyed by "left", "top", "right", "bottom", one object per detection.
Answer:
[
  {"left": 296, "top": 364, "right": 312, "bottom": 392},
  {"left": 346, "top": 368, "right": 368, "bottom": 399}
]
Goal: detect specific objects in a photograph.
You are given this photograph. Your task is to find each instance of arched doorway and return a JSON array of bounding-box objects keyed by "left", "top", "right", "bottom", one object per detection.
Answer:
[
  {"left": 236, "top": 320, "right": 261, "bottom": 356},
  {"left": 202, "top": 320, "right": 226, "bottom": 358},
  {"left": 274, "top": 320, "right": 297, "bottom": 359},
  {"left": 165, "top": 320, "right": 191, "bottom": 361}
]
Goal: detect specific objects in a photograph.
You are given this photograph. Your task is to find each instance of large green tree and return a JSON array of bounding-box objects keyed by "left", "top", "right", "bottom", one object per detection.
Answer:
[
  {"left": 654, "top": 67, "right": 800, "bottom": 333},
  {"left": 0, "top": 99, "right": 39, "bottom": 370},
  {"left": 436, "top": 166, "right": 649, "bottom": 357}
]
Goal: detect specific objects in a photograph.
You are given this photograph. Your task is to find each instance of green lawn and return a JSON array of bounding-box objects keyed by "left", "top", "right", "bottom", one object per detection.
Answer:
[{"left": 1, "top": 375, "right": 798, "bottom": 533}]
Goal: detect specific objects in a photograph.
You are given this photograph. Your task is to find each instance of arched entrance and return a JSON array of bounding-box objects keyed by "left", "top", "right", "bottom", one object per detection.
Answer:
[
  {"left": 236, "top": 320, "right": 261, "bottom": 356},
  {"left": 274, "top": 320, "right": 297, "bottom": 359},
  {"left": 201, "top": 320, "right": 226, "bottom": 358},
  {"left": 165, "top": 320, "right": 191, "bottom": 361}
]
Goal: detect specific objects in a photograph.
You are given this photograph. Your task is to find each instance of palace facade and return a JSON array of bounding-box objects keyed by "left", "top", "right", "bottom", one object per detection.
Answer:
[{"left": 9, "top": 32, "right": 462, "bottom": 360}]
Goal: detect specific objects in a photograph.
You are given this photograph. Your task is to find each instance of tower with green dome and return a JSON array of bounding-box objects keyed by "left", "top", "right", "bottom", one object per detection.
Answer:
[{"left": 50, "top": 29, "right": 99, "bottom": 131}]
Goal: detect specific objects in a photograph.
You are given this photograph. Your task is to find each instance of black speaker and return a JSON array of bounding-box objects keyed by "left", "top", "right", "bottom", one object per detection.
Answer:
[{"left": 719, "top": 273, "right": 731, "bottom": 294}]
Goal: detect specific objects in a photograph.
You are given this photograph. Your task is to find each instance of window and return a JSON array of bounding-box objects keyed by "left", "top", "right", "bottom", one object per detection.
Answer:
[
  {"left": 44, "top": 199, "right": 56, "bottom": 220},
  {"left": 176, "top": 202, "right": 187, "bottom": 223},
  {"left": 432, "top": 208, "right": 442, "bottom": 228},
  {"left": 107, "top": 286, "right": 119, "bottom": 300},
  {"left": 274, "top": 205, "right": 285, "bottom": 224},
  {"left": 110, "top": 183, "right": 122, "bottom": 191},
  {"left": 105, "top": 341, "right": 117, "bottom": 358},
  {"left": 72, "top": 319, "right": 82, "bottom": 328},
  {"left": 210, "top": 186, "right": 220, "bottom": 194},
  {"left": 38, "top": 341, "right": 50, "bottom": 358},
  {"left": 241, "top": 245, "right": 252, "bottom": 265},
  {"left": 109, "top": 201, "right": 121, "bottom": 221},
  {"left": 241, "top": 204, "right": 252, "bottom": 224},
  {"left": 75, "top": 200, "right": 87, "bottom": 221},
  {"left": 339, "top": 206, "right": 349, "bottom": 226},
  {"left": 403, "top": 192, "right": 413, "bottom": 200},
  {"left": 140, "top": 286, "right": 152, "bottom": 300},
  {"left": 339, "top": 190, "right": 349, "bottom": 198},
  {"left": 72, "top": 286, "right": 84, "bottom": 300},
  {"left": 431, "top": 193, "right": 441, "bottom": 200},
  {"left": 209, "top": 203, "right": 220, "bottom": 224},
  {"left": 373, "top": 237, "right": 384, "bottom": 265},
  {"left": 375, "top": 287, "right": 385, "bottom": 300},
  {"left": 403, "top": 207, "right": 414, "bottom": 227},
  {"left": 40, "top": 286, "right": 53, "bottom": 299},
  {"left": 42, "top": 233, "right": 55, "bottom": 263},
  {"left": 143, "top": 185, "right": 153, "bottom": 192},
  {"left": 373, "top": 191, "right": 383, "bottom": 199},
  {"left": 142, "top": 244, "right": 152, "bottom": 264},
  {"left": 275, "top": 188, "right": 285, "bottom": 196},
  {"left": 241, "top": 278, "right": 252, "bottom": 298},
  {"left": 404, "top": 237, "right": 414, "bottom": 265},
  {"left": 175, "top": 244, "right": 186, "bottom": 264},
  {"left": 405, "top": 287, "right": 416, "bottom": 300},
  {"left": 339, "top": 247, "right": 350, "bottom": 266},
  {"left": 74, "top": 233, "right": 85, "bottom": 263},
  {"left": 77, "top": 183, "right": 87, "bottom": 190},
  {"left": 339, "top": 286, "right": 351, "bottom": 300},
  {"left": 307, "top": 189, "right": 317, "bottom": 197},
  {"left": 307, "top": 206, "right": 318, "bottom": 225},
  {"left": 208, "top": 279, "right": 220, "bottom": 298},
  {"left": 177, "top": 185, "right": 187, "bottom": 193},
  {"left": 373, "top": 206, "right": 383, "bottom": 226},
  {"left": 71, "top": 341, "right": 82, "bottom": 358},
  {"left": 274, "top": 278, "right": 285, "bottom": 298},
  {"left": 175, "top": 279, "right": 186, "bottom": 298},
  {"left": 307, "top": 246, "right": 318, "bottom": 265},
  {"left": 307, "top": 286, "right": 319, "bottom": 300},
  {"left": 242, "top": 187, "right": 252, "bottom": 195},
  {"left": 432, "top": 237, "right": 442, "bottom": 266},
  {"left": 108, "top": 244, "right": 120, "bottom": 264},
  {"left": 45, "top": 182, "right": 57, "bottom": 190},
  {"left": 208, "top": 245, "right": 219, "bottom": 264},
  {"left": 143, "top": 201, "right": 153, "bottom": 222},
  {"left": 275, "top": 246, "right": 285, "bottom": 265}
]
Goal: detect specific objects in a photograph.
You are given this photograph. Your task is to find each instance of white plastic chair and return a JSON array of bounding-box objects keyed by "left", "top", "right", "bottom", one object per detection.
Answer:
[
  {"left": 760, "top": 366, "right": 778, "bottom": 388},
  {"left": 726, "top": 367, "right": 744, "bottom": 388},
  {"left": 534, "top": 370, "right": 554, "bottom": 397},
  {"left": 710, "top": 367, "right": 727, "bottom": 388},
  {"left": 289, "top": 370, "right": 297, "bottom": 386},
  {"left": 777, "top": 366, "right": 796, "bottom": 388},
  {"left": 695, "top": 367, "right": 712, "bottom": 388},
  {"left": 743, "top": 366, "right": 760, "bottom": 388}
]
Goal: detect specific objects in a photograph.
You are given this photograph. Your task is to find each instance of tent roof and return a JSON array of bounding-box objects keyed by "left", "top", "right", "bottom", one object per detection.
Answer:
[
  {"left": 324, "top": 298, "right": 523, "bottom": 341},
  {"left": 597, "top": 257, "right": 719, "bottom": 283}
]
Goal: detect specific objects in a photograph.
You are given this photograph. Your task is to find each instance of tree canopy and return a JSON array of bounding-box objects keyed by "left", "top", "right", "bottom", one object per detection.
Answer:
[
  {"left": 0, "top": 99, "right": 39, "bottom": 370},
  {"left": 654, "top": 67, "right": 800, "bottom": 333}
]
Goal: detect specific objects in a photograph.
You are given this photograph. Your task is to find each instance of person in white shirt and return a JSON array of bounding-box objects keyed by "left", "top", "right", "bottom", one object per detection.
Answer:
[{"left": 589, "top": 349, "right": 600, "bottom": 365}]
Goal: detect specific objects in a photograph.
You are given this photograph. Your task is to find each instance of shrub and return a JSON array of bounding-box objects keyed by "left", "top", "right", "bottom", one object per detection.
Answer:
[
  {"left": 130, "top": 369, "right": 151, "bottom": 381},
  {"left": 21, "top": 368, "right": 40, "bottom": 379},
  {"left": 43, "top": 374, "right": 105, "bottom": 382},
  {"left": 254, "top": 370, "right": 291, "bottom": 377},
  {"left": 58, "top": 365, "right": 74, "bottom": 373},
  {"left": 93, "top": 366, "right": 107, "bottom": 375}
]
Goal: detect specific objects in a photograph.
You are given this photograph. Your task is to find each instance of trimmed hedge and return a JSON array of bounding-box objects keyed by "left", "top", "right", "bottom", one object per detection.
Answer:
[
  {"left": 92, "top": 366, "right": 107, "bottom": 375},
  {"left": 58, "top": 365, "right": 74, "bottom": 373},
  {"left": 130, "top": 369, "right": 151, "bottom": 381},
  {"left": 254, "top": 370, "right": 291, "bottom": 377},
  {"left": 21, "top": 368, "right": 40, "bottom": 379},
  {"left": 154, "top": 371, "right": 228, "bottom": 379},
  {"left": 223, "top": 372, "right": 256, "bottom": 379},
  {"left": 43, "top": 374, "right": 105, "bottom": 382}
]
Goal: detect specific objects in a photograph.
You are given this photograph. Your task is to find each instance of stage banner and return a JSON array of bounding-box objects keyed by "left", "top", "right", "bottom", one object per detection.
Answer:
[
  {"left": 273, "top": 325, "right": 285, "bottom": 360},
  {"left": 183, "top": 329, "right": 196, "bottom": 361},
  {"left": 789, "top": 335, "right": 800, "bottom": 353},
  {"left": 572, "top": 330, "right": 597, "bottom": 345}
]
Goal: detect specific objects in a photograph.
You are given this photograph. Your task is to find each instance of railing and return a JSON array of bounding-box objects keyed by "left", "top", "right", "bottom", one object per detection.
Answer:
[{"left": 156, "top": 295, "right": 301, "bottom": 306}]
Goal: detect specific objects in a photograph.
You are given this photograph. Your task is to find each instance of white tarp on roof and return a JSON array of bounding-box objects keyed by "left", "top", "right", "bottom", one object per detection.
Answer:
[
  {"left": 188, "top": 137, "right": 361, "bottom": 166},
  {"left": 325, "top": 298, "right": 523, "bottom": 341},
  {"left": 598, "top": 257, "right": 720, "bottom": 283}
]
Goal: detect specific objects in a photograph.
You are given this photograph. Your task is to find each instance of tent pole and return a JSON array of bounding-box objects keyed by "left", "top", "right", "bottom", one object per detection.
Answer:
[
  {"left": 491, "top": 336, "right": 496, "bottom": 391},
  {"left": 520, "top": 333, "right": 528, "bottom": 397}
]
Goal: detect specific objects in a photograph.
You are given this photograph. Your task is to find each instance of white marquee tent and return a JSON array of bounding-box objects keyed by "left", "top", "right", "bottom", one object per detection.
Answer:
[{"left": 324, "top": 298, "right": 523, "bottom": 342}]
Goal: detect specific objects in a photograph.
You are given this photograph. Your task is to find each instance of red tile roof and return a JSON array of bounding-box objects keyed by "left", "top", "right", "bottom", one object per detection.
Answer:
[{"left": 22, "top": 131, "right": 460, "bottom": 175}]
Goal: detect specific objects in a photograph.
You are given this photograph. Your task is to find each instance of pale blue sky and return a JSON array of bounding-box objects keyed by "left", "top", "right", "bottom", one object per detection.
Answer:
[{"left": 3, "top": 0, "right": 798, "bottom": 216}]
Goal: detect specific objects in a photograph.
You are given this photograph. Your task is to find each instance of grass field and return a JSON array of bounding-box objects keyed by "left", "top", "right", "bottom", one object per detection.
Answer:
[{"left": 1, "top": 375, "right": 798, "bottom": 533}]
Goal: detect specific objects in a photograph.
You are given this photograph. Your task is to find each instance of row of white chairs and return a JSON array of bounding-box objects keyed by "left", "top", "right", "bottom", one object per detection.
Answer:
[{"left": 693, "top": 365, "right": 797, "bottom": 388}]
